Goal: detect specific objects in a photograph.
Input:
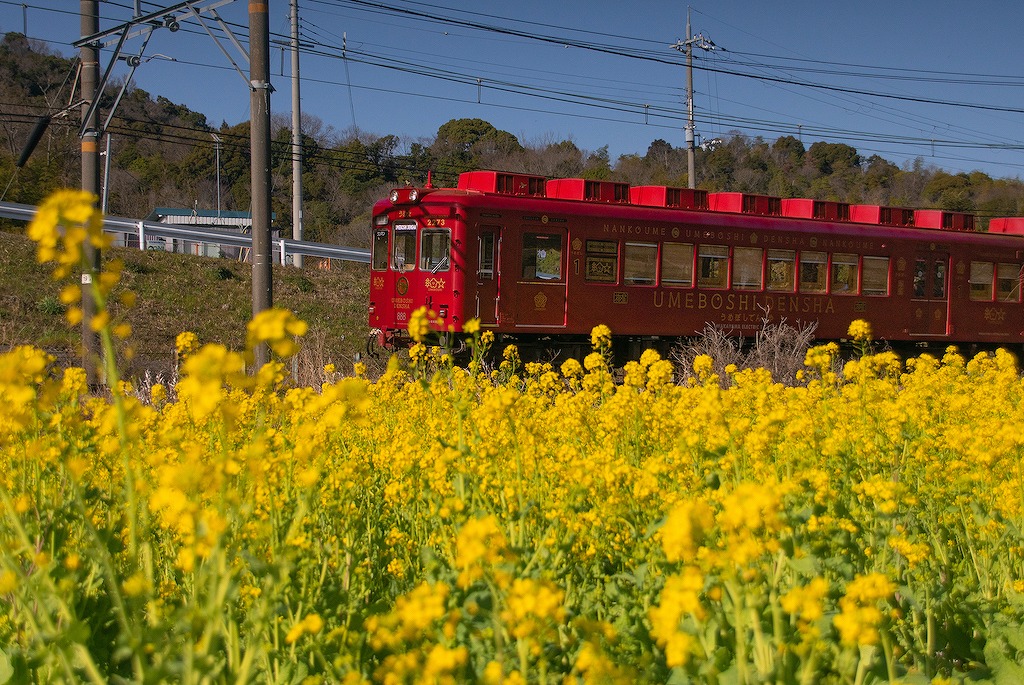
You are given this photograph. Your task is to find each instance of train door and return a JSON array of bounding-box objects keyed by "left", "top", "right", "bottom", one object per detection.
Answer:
[
  {"left": 910, "top": 252, "right": 950, "bottom": 336},
  {"left": 476, "top": 227, "right": 500, "bottom": 325},
  {"left": 513, "top": 228, "right": 568, "bottom": 328}
]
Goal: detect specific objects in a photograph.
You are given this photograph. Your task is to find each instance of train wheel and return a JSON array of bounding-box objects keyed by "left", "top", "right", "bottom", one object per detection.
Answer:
[{"left": 366, "top": 328, "right": 389, "bottom": 357}]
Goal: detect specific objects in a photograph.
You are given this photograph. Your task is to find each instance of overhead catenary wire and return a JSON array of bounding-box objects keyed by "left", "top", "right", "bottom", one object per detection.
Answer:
[
  {"left": 4, "top": 0, "right": 1024, "bottom": 176},
  {"left": 1, "top": 53, "right": 1020, "bottom": 167}
]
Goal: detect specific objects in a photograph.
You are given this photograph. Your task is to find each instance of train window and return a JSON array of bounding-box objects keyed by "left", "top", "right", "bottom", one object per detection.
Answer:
[
  {"left": 767, "top": 249, "right": 795, "bottom": 291},
  {"left": 969, "top": 261, "right": 994, "bottom": 301},
  {"left": 932, "top": 261, "right": 946, "bottom": 298},
  {"left": 420, "top": 229, "right": 451, "bottom": 272},
  {"left": 372, "top": 228, "right": 389, "bottom": 271},
  {"left": 799, "top": 251, "right": 827, "bottom": 293},
  {"left": 913, "top": 259, "right": 927, "bottom": 297},
  {"left": 522, "top": 233, "right": 563, "bottom": 281},
  {"left": 997, "top": 263, "right": 1022, "bottom": 302},
  {"left": 733, "top": 247, "right": 763, "bottom": 290},
  {"left": 478, "top": 232, "right": 496, "bottom": 279},
  {"left": 392, "top": 222, "right": 417, "bottom": 272},
  {"left": 830, "top": 253, "right": 859, "bottom": 295},
  {"left": 697, "top": 245, "right": 729, "bottom": 289},
  {"left": 585, "top": 240, "right": 618, "bottom": 283},
  {"left": 661, "top": 243, "right": 694, "bottom": 287},
  {"left": 862, "top": 257, "right": 890, "bottom": 296},
  {"left": 624, "top": 242, "right": 657, "bottom": 285}
]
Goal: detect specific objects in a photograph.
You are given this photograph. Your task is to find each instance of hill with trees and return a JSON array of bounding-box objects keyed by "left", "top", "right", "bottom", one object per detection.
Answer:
[{"left": 3, "top": 30, "right": 1024, "bottom": 247}]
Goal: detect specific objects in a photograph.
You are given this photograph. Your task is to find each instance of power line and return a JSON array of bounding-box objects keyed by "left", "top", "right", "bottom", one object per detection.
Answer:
[{"left": 5, "top": 0, "right": 1024, "bottom": 176}]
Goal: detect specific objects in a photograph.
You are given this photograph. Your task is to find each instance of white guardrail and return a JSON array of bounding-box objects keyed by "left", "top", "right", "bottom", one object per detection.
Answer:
[{"left": 0, "top": 200, "right": 371, "bottom": 265}]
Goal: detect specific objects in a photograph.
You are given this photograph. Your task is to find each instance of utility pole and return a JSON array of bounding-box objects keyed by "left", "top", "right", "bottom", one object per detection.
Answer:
[
  {"left": 671, "top": 8, "right": 715, "bottom": 189},
  {"left": 81, "top": 0, "right": 101, "bottom": 385},
  {"left": 290, "top": 0, "right": 303, "bottom": 268},
  {"left": 251, "top": 0, "right": 273, "bottom": 368},
  {"left": 101, "top": 133, "right": 111, "bottom": 213},
  {"left": 683, "top": 11, "right": 695, "bottom": 189},
  {"left": 211, "top": 133, "right": 222, "bottom": 218}
]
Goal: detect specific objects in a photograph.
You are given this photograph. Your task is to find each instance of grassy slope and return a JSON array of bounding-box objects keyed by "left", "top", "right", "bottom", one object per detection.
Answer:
[{"left": 0, "top": 229, "right": 374, "bottom": 381}]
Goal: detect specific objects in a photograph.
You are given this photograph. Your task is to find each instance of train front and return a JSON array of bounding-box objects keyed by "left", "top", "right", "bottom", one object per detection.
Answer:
[{"left": 368, "top": 185, "right": 467, "bottom": 351}]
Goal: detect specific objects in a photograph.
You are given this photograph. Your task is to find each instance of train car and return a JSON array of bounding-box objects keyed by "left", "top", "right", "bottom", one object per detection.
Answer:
[{"left": 368, "top": 170, "right": 1024, "bottom": 358}]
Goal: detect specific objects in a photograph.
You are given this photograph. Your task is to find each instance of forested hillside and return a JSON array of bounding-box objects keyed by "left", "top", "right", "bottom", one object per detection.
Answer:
[{"left": 3, "top": 30, "right": 1024, "bottom": 247}]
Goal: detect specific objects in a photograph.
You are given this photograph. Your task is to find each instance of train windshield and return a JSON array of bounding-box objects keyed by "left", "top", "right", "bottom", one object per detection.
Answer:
[
  {"left": 371, "top": 228, "right": 389, "bottom": 270},
  {"left": 392, "top": 222, "right": 417, "bottom": 271},
  {"left": 420, "top": 228, "right": 451, "bottom": 272}
]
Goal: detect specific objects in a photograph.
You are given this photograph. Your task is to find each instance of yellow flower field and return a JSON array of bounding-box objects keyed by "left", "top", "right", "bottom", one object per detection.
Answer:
[{"left": 2, "top": 192, "right": 1024, "bottom": 683}]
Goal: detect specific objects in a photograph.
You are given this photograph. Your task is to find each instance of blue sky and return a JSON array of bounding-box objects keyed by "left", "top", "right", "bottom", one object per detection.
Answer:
[{"left": 4, "top": 0, "right": 1024, "bottom": 180}]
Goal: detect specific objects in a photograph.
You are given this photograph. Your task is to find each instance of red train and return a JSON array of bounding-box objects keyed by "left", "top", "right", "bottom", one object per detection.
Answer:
[{"left": 368, "top": 170, "right": 1024, "bottom": 357}]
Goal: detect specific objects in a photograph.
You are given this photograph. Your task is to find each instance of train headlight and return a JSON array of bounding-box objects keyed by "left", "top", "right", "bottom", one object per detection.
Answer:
[{"left": 389, "top": 188, "right": 423, "bottom": 204}]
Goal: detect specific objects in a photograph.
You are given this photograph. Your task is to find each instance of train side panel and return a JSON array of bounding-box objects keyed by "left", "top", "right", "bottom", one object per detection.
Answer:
[
  {"left": 371, "top": 174, "right": 1024, "bottom": 352},
  {"left": 483, "top": 206, "right": 1024, "bottom": 346}
]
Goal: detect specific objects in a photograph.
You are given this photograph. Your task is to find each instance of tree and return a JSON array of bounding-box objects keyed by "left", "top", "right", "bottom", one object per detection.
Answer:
[
  {"left": 645, "top": 139, "right": 674, "bottom": 167},
  {"left": 528, "top": 139, "right": 584, "bottom": 178},
  {"left": 701, "top": 144, "right": 737, "bottom": 191},
  {"left": 862, "top": 155, "right": 899, "bottom": 199},
  {"left": 430, "top": 118, "right": 522, "bottom": 175},
  {"left": 808, "top": 142, "right": 860, "bottom": 175},
  {"left": 615, "top": 154, "right": 653, "bottom": 185},
  {"left": 6, "top": 32, "right": 1024, "bottom": 245},
  {"left": 772, "top": 135, "right": 805, "bottom": 168},
  {"left": 924, "top": 171, "right": 974, "bottom": 212},
  {"left": 582, "top": 145, "right": 611, "bottom": 180}
]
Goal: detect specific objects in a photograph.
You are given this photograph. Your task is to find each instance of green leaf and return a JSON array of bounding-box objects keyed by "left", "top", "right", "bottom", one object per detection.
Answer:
[
  {"left": 0, "top": 649, "right": 11, "bottom": 685},
  {"left": 894, "top": 674, "right": 934, "bottom": 685},
  {"left": 786, "top": 554, "right": 820, "bottom": 577},
  {"left": 985, "top": 635, "right": 1024, "bottom": 685}
]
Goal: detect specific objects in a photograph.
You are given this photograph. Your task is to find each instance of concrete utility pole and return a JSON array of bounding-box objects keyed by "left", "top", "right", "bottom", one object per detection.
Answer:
[
  {"left": 671, "top": 8, "right": 715, "bottom": 189},
  {"left": 81, "top": 0, "right": 102, "bottom": 385},
  {"left": 250, "top": 0, "right": 273, "bottom": 368},
  {"left": 75, "top": 0, "right": 272, "bottom": 372},
  {"left": 683, "top": 11, "right": 695, "bottom": 189},
  {"left": 290, "top": 0, "right": 303, "bottom": 268},
  {"left": 211, "top": 133, "right": 222, "bottom": 217}
]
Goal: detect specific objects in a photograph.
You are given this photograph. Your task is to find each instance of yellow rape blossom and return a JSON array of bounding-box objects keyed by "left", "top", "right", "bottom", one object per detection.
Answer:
[
  {"left": 246, "top": 308, "right": 308, "bottom": 359},
  {"left": 175, "top": 331, "right": 200, "bottom": 359},
  {"left": 27, "top": 189, "right": 108, "bottom": 279},
  {"left": 590, "top": 324, "right": 612, "bottom": 349},
  {"left": 500, "top": 577, "right": 566, "bottom": 639},
  {"left": 781, "top": 577, "right": 828, "bottom": 626},
  {"left": 649, "top": 566, "right": 706, "bottom": 667},
  {"left": 407, "top": 306, "right": 434, "bottom": 343},
  {"left": 660, "top": 499, "right": 713, "bottom": 563},
  {"left": 692, "top": 353, "right": 714, "bottom": 380},
  {"left": 0, "top": 570, "right": 17, "bottom": 594},
  {"left": 833, "top": 573, "right": 896, "bottom": 646},
  {"left": 285, "top": 614, "right": 324, "bottom": 644},
  {"left": 3, "top": 229, "right": 1023, "bottom": 685},
  {"left": 454, "top": 515, "right": 511, "bottom": 588},
  {"left": 847, "top": 319, "right": 872, "bottom": 342}
]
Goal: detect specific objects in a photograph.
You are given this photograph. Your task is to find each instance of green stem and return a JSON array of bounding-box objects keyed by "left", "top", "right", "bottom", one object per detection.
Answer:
[
  {"left": 881, "top": 630, "right": 897, "bottom": 682},
  {"left": 0, "top": 483, "right": 104, "bottom": 682},
  {"left": 853, "top": 645, "right": 873, "bottom": 685}
]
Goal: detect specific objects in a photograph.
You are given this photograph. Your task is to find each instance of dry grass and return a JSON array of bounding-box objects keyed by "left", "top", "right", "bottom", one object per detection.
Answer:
[
  {"left": 0, "top": 229, "right": 372, "bottom": 383},
  {"left": 671, "top": 316, "right": 819, "bottom": 386},
  {"left": 5, "top": 226, "right": 826, "bottom": 387}
]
